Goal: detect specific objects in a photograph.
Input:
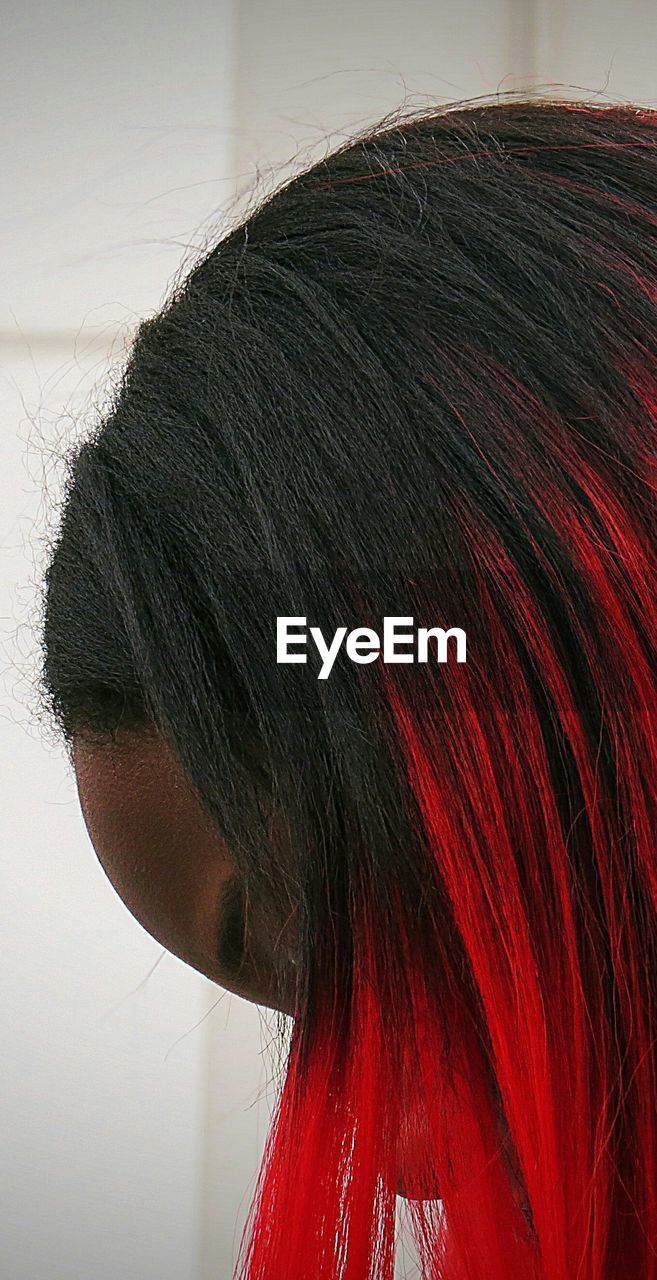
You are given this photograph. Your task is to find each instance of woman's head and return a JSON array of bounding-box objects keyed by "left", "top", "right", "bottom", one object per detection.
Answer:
[{"left": 40, "top": 94, "right": 657, "bottom": 1278}]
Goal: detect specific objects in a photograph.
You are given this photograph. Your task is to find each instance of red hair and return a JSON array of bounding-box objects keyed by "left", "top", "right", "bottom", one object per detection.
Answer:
[
  {"left": 238, "top": 358, "right": 657, "bottom": 1276},
  {"left": 40, "top": 95, "right": 657, "bottom": 1279},
  {"left": 233, "top": 125, "right": 657, "bottom": 1278}
]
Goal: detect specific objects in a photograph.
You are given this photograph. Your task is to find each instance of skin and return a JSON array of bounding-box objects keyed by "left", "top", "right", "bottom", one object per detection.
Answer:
[
  {"left": 71, "top": 726, "right": 525, "bottom": 1209},
  {"left": 71, "top": 728, "right": 297, "bottom": 1017},
  {"left": 70, "top": 727, "right": 426, "bottom": 1195}
]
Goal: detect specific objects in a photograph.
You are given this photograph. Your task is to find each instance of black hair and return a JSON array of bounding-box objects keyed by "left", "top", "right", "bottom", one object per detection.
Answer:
[{"left": 38, "top": 93, "right": 657, "bottom": 1277}]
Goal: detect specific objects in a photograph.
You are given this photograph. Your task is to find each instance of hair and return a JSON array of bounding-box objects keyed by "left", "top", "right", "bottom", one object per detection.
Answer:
[{"left": 38, "top": 92, "right": 657, "bottom": 1278}]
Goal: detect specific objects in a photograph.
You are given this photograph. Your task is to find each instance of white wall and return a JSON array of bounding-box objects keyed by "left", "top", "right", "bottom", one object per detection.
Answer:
[
  {"left": 2, "top": 4, "right": 656, "bottom": 1280},
  {"left": 0, "top": 6, "right": 256, "bottom": 1279},
  {"left": 1, "top": 349, "right": 209, "bottom": 1280}
]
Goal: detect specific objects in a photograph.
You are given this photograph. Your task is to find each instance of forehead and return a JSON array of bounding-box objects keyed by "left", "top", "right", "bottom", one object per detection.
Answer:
[
  {"left": 73, "top": 729, "right": 205, "bottom": 835},
  {"left": 71, "top": 729, "right": 234, "bottom": 977},
  {"left": 71, "top": 729, "right": 222, "bottom": 875}
]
